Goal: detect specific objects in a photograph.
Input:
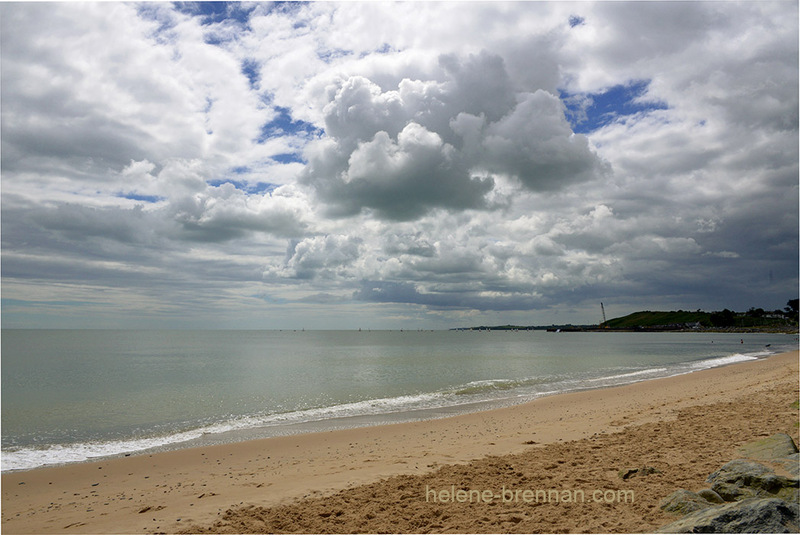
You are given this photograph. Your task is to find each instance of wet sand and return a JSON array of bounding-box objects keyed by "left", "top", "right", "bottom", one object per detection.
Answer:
[{"left": 2, "top": 351, "right": 797, "bottom": 534}]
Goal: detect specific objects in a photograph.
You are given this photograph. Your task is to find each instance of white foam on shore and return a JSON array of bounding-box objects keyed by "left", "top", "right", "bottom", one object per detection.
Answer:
[
  {"left": 687, "top": 352, "right": 762, "bottom": 369},
  {"left": 1, "top": 392, "right": 450, "bottom": 472},
  {"left": 1, "top": 430, "right": 210, "bottom": 472},
  {"left": 584, "top": 367, "right": 670, "bottom": 382}
]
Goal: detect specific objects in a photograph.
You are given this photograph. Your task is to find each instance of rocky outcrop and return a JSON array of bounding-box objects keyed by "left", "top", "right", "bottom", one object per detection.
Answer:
[
  {"left": 660, "top": 489, "right": 716, "bottom": 515},
  {"left": 707, "top": 459, "right": 798, "bottom": 503},
  {"left": 736, "top": 433, "right": 798, "bottom": 461},
  {"left": 697, "top": 488, "right": 726, "bottom": 504},
  {"left": 659, "top": 498, "right": 799, "bottom": 533},
  {"left": 658, "top": 434, "right": 800, "bottom": 533},
  {"left": 776, "top": 453, "right": 800, "bottom": 477}
]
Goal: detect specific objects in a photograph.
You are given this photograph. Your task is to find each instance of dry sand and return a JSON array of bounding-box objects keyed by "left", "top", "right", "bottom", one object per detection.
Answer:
[{"left": 2, "top": 351, "right": 797, "bottom": 534}]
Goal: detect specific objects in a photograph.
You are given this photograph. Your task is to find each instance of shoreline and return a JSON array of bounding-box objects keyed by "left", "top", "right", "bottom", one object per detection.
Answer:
[
  {"left": 3, "top": 340, "right": 788, "bottom": 474},
  {"left": 2, "top": 351, "right": 797, "bottom": 534}
]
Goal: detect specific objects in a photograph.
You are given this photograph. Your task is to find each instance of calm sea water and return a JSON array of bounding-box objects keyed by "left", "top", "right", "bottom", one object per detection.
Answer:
[{"left": 2, "top": 329, "right": 796, "bottom": 472}]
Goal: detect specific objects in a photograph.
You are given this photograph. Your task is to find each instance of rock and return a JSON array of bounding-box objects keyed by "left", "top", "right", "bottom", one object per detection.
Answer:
[
  {"left": 774, "top": 453, "right": 800, "bottom": 478},
  {"left": 697, "top": 488, "right": 726, "bottom": 504},
  {"left": 657, "top": 498, "right": 800, "bottom": 533},
  {"left": 659, "top": 438, "right": 800, "bottom": 533},
  {"left": 707, "top": 459, "right": 799, "bottom": 503},
  {"left": 737, "top": 434, "right": 799, "bottom": 461},
  {"left": 660, "top": 489, "right": 714, "bottom": 515},
  {"left": 618, "top": 466, "right": 661, "bottom": 480}
]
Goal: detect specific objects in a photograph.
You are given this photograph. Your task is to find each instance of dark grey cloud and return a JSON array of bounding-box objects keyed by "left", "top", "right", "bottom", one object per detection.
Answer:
[
  {"left": 481, "top": 90, "right": 609, "bottom": 190},
  {"left": 353, "top": 280, "right": 548, "bottom": 312},
  {"left": 1, "top": 112, "right": 154, "bottom": 174},
  {"left": 438, "top": 51, "right": 516, "bottom": 124}
]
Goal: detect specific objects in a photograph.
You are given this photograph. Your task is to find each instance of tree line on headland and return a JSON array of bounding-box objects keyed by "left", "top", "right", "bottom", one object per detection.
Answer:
[
  {"left": 602, "top": 300, "right": 797, "bottom": 331},
  {"left": 455, "top": 299, "right": 799, "bottom": 333}
]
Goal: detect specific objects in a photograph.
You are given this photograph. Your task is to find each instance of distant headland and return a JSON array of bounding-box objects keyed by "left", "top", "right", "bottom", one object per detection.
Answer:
[{"left": 453, "top": 300, "right": 799, "bottom": 333}]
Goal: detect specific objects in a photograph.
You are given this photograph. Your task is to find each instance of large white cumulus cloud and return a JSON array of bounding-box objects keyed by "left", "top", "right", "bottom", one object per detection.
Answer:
[{"left": 300, "top": 51, "right": 607, "bottom": 220}]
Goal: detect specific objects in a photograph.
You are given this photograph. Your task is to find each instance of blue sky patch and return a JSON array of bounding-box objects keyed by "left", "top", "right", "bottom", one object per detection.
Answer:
[
  {"left": 271, "top": 153, "right": 306, "bottom": 165},
  {"left": 258, "top": 106, "right": 323, "bottom": 143},
  {"left": 561, "top": 80, "right": 668, "bottom": 134},
  {"left": 362, "top": 43, "right": 398, "bottom": 59},
  {"left": 116, "top": 192, "right": 163, "bottom": 203},
  {"left": 318, "top": 48, "right": 353, "bottom": 64},
  {"left": 241, "top": 59, "right": 260, "bottom": 90},
  {"left": 174, "top": 1, "right": 253, "bottom": 26},
  {"left": 568, "top": 15, "right": 585, "bottom": 27},
  {"left": 207, "top": 179, "right": 280, "bottom": 195},
  {"left": 203, "top": 34, "right": 223, "bottom": 46}
]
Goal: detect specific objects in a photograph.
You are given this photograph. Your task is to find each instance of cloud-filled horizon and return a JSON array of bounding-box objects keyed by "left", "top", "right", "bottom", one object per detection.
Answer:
[{"left": 1, "top": 1, "right": 797, "bottom": 330}]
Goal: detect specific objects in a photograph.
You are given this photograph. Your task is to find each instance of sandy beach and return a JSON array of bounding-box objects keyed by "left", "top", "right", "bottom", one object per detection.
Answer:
[{"left": 2, "top": 350, "right": 797, "bottom": 534}]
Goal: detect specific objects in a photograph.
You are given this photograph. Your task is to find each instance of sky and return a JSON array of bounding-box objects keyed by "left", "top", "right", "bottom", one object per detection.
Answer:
[{"left": 1, "top": 1, "right": 798, "bottom": 330}]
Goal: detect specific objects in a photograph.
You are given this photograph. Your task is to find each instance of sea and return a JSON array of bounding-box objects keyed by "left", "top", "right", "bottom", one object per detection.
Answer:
[{"left": 2, "top": 329, "right": 797, "bottom": 472}]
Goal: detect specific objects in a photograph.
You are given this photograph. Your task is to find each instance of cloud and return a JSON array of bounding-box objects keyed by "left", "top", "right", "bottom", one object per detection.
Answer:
[
  {"left": 481, "top": 90, "right": 609, "bottom": 189},
  {"left": 1, "top": 2, "right": 796, "bottom": 329},
  {"left": 0, "top": 2, "right": 281, "bottom": 185},
  {"left": 307, "top": 122, "right": 494, "bottom": 220},
  {"left": 300, "top": 51, "right": 607, "bottom": 220},
  {"left": 353, "top": 280, "right": 547, "bottom": 312},
  {"left": 279, "top": 235, "right": 364, "bottom": 280},
  {"left": 169, "top": 183, "right": 311, "bottom": 242},
  {"left": 438, "top": 51, "right": 516, "bottom": 123}
]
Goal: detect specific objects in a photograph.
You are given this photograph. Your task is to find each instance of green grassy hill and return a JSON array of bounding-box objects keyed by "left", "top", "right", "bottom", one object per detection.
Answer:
[
  {"left": 602, "top": 310, "right": 794, "bottom": 330},
  {"left": 602, "top": 311, "right": 712, "bottom": 329}
]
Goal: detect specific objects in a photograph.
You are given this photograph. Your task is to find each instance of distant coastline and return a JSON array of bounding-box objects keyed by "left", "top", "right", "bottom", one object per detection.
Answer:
[
  {"left": 452, "top": 325, "right": 799, "bottom": 334},
  {"left": 454, "top": 305, "right": 799, "bottom": 334}
]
